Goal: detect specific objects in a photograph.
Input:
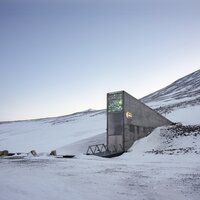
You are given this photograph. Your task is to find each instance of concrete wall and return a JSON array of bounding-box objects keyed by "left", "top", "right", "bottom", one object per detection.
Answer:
[
  {"left": 107, "top": 91, "right": 171, "bottom": 153},
  {"left": 123, "top": 91, "right": 171, "bottom": 151}
]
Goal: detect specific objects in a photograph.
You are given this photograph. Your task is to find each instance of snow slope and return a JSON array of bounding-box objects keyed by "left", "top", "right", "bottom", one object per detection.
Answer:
[
  {"left": 141, "top": 69, "right": 200, "bottom": 110},
  {"left": 0, "top": 109, "right": 106, "bottom": 153},
  {"left": 165, "top": 105, "right": 200, "bottom": 125}
]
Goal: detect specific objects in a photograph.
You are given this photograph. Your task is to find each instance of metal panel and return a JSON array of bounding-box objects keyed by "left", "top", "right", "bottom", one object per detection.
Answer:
[
  {"left": 107, "top": 135, "right": 123, "bottom": 153},
  {"left": 107, "top": 112, "right": 123, "bottom": 135}
]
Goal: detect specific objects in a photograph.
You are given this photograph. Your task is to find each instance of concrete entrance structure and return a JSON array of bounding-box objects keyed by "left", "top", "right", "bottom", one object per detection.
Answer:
[{"left": 107, "top": 91, "right": 171, "bottom": 153}]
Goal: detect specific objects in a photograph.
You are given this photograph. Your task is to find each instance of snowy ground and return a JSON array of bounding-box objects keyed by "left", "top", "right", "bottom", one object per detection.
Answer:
[
  {"left": 0, "top": 108, "right": 200, "bottom": 200},
  {"left": 0, "top": 152, "right": 200, "bottom": 200},
  {"left": 1, "top": 125, "right": 200, "bottom": 200},
  {"left": 1, "top": 151, "right": 200, "bottom": 200}
]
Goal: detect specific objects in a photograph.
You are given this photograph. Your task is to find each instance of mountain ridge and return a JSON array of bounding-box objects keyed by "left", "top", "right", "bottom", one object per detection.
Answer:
[{"left": 141, "top": 69, "right": 200, "bottom": 115}]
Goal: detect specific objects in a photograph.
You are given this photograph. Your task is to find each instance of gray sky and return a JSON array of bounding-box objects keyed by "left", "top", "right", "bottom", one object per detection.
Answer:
[{"left": 0, "top": 0, "right": 200, "bottom": 121}]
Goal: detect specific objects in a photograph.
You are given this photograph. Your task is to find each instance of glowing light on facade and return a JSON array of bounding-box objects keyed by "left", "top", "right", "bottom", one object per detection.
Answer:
[{"left": 126, "top": 112, "right": 133, "bottom": 119}]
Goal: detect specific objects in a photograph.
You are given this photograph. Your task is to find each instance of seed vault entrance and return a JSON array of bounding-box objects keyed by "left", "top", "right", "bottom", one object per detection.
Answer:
[
  {"left": 107, "top": 91, "right": 171, "bottom": 154},
  {"left": 87, "top": 90, "right": 171, "bottom": 157}
]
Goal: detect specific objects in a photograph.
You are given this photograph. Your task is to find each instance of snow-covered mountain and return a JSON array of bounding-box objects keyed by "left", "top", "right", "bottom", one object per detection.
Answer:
[
  {"left": 141, "top": 69, "right": 200, "bottom": 114},
  {"left": 1, "top": 70, "right": 200, "bottom": 200}
]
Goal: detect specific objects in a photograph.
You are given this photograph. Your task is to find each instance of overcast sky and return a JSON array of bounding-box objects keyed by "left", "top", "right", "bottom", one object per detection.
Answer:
[{"left": 0, "top": 0, "right": 200, "bottom": 121}]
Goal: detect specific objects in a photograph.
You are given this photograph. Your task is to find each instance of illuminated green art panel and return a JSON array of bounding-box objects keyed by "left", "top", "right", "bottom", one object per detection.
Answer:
[{"left": 108, "top": 93, "right": 123, "bottom": 112}]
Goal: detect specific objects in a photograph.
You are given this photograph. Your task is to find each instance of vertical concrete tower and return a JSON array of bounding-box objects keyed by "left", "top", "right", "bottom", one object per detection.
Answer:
[{"left": 107, "top": 91, "right": 171, "bottom": 153}]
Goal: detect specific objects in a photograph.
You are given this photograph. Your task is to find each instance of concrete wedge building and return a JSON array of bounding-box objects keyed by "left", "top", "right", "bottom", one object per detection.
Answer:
[{"left": 107, "top": 91, "right": 172, "bottom": 153}]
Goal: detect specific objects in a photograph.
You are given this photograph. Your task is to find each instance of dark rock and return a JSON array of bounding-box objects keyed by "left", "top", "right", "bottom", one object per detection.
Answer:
[
  {"left": 30, "top": 150, "right": 37, "bottom": 156},
  {"left": 50, "top": 150, "right": 57, "bottom": 156}
]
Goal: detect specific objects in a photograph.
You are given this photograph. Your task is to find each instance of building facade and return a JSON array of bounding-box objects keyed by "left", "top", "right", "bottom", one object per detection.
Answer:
[{"left": 107, "top": 91, "right": 171, "bottom": 153}]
